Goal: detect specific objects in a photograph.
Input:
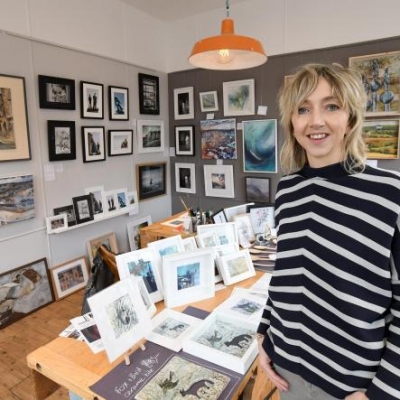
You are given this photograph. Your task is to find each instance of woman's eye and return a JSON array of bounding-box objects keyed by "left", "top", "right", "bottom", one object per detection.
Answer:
[
  {"left": 326, "top": 103, "right": 340, "bottom": 111},
  {"left": 297, "top": 107, "right": 309, "bottom": 115}
]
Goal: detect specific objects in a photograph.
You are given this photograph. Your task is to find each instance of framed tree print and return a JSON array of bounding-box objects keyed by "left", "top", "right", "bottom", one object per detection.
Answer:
[
  {"left": 38, "top": 74, "right": 75, "bottom": 110},
  {"left": 108, "top": 86, "right": 129, "bottom": 120},
  {"left": 175, "top": 126, "right": 194, "bottom": 156},
  {"left": 80, "top": 81, "right": 104, "bottom": 119},
  {"left": 138, "top": 73, "right": 160, "bottom": 115},
  {"left": 81, "top": 126, "right": 106, "bottom": 162},
  {"left": 47, "top": 120, "right": 76, "bottom": 161},
  {"left": 174, "top": 86, "right": 194, "bottom": 120}
]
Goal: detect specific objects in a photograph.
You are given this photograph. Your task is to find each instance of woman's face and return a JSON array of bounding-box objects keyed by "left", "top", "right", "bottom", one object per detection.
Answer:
[{"left": 291, "top": 77, "right": 350, "bottom": 168}]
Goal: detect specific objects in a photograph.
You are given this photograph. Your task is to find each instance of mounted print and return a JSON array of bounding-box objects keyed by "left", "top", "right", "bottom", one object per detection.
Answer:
[
  {"left": 46, "top": 214, "right": 68, "bottom": 234},
  {"left": 248, "top": 204, "right": 275, "bottom": 234},
  {"left": 72, "top": 194, "right": 94, "bottom": 225},
  {"left": 175, "top": 125, "right": 194, "bottom": 156},
  {"left": 197, "top": 222, "right": 238, "bottom": 246},
  {"left": 245, "top": 176, "right": 271, "bottom": 203},
  {"left": 81, "top": 126, "right": 106, "bottom": 162},
  {"left": 216, "top": 249, "right": 255, "bottom": 286},
  {"left": 137, "top": 162, "right": 166, "bottom": 201},
  {"left": 199, "top": 90, "right": 219, "bottom": 112},
  {"left": 38, "top": 74, "right": 75, "bottom": 110},
  {"left": 80, "top": 81, "right": 104, "bottom": 119},
  {"left": 201, "top": 118, "right": 237, "bottom": 159},
  {"left": 115, "top": 188, "right": 128, "bottom": 211},
  {"left": 174, "top": 86, "right": 194, "bottom": 120},
  {"left": 53, "top": 204, "right": 76, "bottom": 227},
  {"left": 137, "top": 120, "right": 164, "bottom": 153},
  {"left": 0, "top": 74, "right": 31, "bottom": 161},
  {"left": 108, "top": 86, "right": 129, "bottom": 120},
  {"left": 138, "top": 73, "right": 160, "bottom": 115},
  {"left": 349, "top": 51, "right": 400, "bottom": 116},
  {"left": 203, "top": 164, "right": 235, "bottom": 198},
  {"left": 104, "top": 190, "right": 118, "bottom": 214},
  {"left": 47, "top": 120, "right": 76, "bottom": 161},
  {"left": 84, "top": 186, "right": 105, "bottom": 219},
  {"left": 87, "top": 231, "right": 119, "bottom": 266},
  {"left": 108, "top": 130, "right": 133, "bottom": 156},
  {"left": 243, "top": 119, "right": 277, "bottom": 173},
  {"left": 233, "top": 213, "right": 256, "bottom": 244},
  {"left": 126, "top": 215, "right": 152, "bottom": 251},
  {"left": 223, "top": 79, "right": 255, "bottom": 117},
  {"left": 212, "top": 209, "right": 228, "bottom": 224},
  {"left": 126, "top": 191, "right": 139, "bottom": 214},
  {"left": 175, "top": 162, "right": 196, "bottom": 194}
]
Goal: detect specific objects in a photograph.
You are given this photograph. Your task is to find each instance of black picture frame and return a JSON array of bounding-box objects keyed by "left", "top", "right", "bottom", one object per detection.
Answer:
[
  {"left": 72, "top": 194, "right": 94, "bottom": 224},
  {"left": 108, "top": 130, "right": 133, "bottom": 156},
  {"left": 80, "top": 81, "right": 104, "bottom": 119},
  {"left": 245, "top": 177, "right": 271, "bottom": 203},
  {"left": 108, "top": 86, "right": 129, "bottom": 121},
  {"left": 137, "top": 162, "right": 166, "bottom": 200},
  {"left": 38, "top": 75, "right": 75, "bottom": 110},
  {"left": 175, "top": 125, "right": 195, "bottom": 156},
  {"left": 138, "top": 73, "right": 160, "bottom": 115},
  {"left": 53, "top": 204, "right": 77, "bottom": 227},
  {"left": 81, "top": 126, "right": 106, "bottom": 163},
  {"left": 47, "top": 120, "right": 76, "bottom": 161}
]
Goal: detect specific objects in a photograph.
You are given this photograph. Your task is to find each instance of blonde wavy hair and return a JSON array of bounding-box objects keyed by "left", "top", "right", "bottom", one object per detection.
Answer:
[{"left": 279, "top": 63, "right": 367, "bottom": 174}]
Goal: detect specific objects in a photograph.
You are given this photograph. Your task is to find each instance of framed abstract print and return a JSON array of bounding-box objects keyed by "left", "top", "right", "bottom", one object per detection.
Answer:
[
  {"left": 81, "top": 126, "right": 106, "bottom": 162},
  {"left": 245, "top": 176, "right": 271, "bottom": 203},
  {"left": 80, "top": 81, "right": 104, "bottom": 119},
  {"left": 199, "top": 90, "right": 219, "bottom": 112},
  {"left": 38, "top": 74, "right": 75, "bottom": 110},
  {"left": 47, "top": 120, "right": 76, "bottom": 161},
  {"left": 108, "top": 86, "right": 129, "bottom": 120},
  {"left": 138, "top": 73, "right": 160, "bottom": 115},
  {"left": 223, "top": 79, "right": 255, "bottom": 117}
]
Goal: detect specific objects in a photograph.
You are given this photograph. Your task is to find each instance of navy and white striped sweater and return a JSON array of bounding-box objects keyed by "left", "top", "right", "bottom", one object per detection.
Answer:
[{"left": 257, "top": 162, "right": 400, "bottom": 399}]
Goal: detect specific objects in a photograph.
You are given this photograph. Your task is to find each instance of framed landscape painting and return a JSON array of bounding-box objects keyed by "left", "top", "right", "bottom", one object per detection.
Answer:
[
  {"left": 108, "top": 130, "right": 133, "bottom": 156},
  {"left": 47, "top": 120, "right": 76, "bottom": 161},
  {"left": 245, "top": 177, "right": 271, "bottom": 203},
  {"left": 199, "top": 90, "right": 219, "bottom": 112}
]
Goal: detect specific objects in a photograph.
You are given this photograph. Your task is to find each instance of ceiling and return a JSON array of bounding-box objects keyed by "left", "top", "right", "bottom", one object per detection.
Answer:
[{"left": 120, "top": 0, "right": 249, "bottom": 21}]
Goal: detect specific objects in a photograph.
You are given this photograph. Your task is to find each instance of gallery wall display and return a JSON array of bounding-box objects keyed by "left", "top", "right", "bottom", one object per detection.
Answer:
[
  {"left": 47, "top": 120, "right": 76, "bottom": 161},
  {"left": 223, "top": 79, "right": 255, "bottom": 117},
  {"left": 108, "top": 130, "right": 133, "bottom": 156},
  {"left": 137, "top": 162, "right": 167, "bottom": 200},
  {"left": 38, "top": 74, "right": 76, "bottom": 110},
  {"left": 138, "top": 73, "right": 160, "bottom": 115},
  {"left": 137, "top": 120, "right": 164, "bottom": 153},
  {"left": 174, "top": 86, "right": 194, "bottom": 120},
  {"left": 80, "top": 81, "right": 104, "bottom": 119},
  {"left": 81, "top": 126, "right": 106, "bottom": 162},
  {"left": 108, "top": 86, "right": 129, "bottom": 121}
]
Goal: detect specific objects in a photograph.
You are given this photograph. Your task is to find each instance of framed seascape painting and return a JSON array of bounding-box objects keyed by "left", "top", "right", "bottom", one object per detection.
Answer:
[
  {"left": 175, "top": 162, "right": 196, "bottom": 194},
  {"left": 47, "top": 120, "right": 76, "bottom": 161},
  {"left": 199, "top": 90, "right": 219, "bottom": 112},
  {"left": 175, "top": 125, "right": 195, "bottom": 156},
  {"left": 245, "top": 176, "right": 271, "bottom": 203},
  {"left": 53, "top": 204, "right": 76, "bottom": 227},
  {"left": 81, "top": 126, "right": 106, "bottom": 162},
  {"left": 72, "top": 194, "right": 94, "bottom": 225},
  {"left": 223, "top": 79, "right": 255, "bottom": 117},
  {"left": 126, "top": 215, "right": 152, "bottom": 251},
  {"left": 174, "top": 86, "right": 194, "bottom": 120},
  {"left": 84, "top": 186, "right": 105, "bottom": 220},
  {"left": 203, "top": 164, "right": 235, "bottom": 198},
  {"left": 138, "top": 73, "right": 160, "bottom": 115},
  {"left": 80, "top": 81, "right": 104, "bottom": 119},
  {"left": 108, "top": 130, "right": 133, "bottom": 156},
  {"left": 86, "top": 231, "right": 119, "bottom": 266},
  {"left": 137, "top": 120, "right": 164, "bottom": 153},
  {"left": 136, "top": 162, "right": 167, "bottom": 201},
  {"left": 108, "top": 86, "right": 129, "bottom": 121},
  {"left": 243, "top": 119, "right": 277, "bottom": 173},
  {"left": 38, "top": 74, "right": 75, "bottom": 110},
  {"left": 46, "top": 214, "right": 68, "bottom": 234},
  {"left": 0, "top": 74, "right": 31, "bottom": 161}
]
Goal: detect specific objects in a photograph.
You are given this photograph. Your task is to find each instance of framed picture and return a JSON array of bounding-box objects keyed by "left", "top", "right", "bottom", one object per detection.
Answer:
[
  {"left": 115, "top": 188, "right": 128, "bottom": 211},
  {"left": 233, "top": 213, "right": 256, "bottom": 244},
  {"left": 203, "top": 164, "right": 235, "bottom": 198},
  {"left": 137, "top": 162, "right": 167, "bottom": 201},
  {"left": 0, "top": 74, "right": 31, "bottom": 162},
  {"left": 126, "top": 190, "right": 139, "bottom": 214},
  {"left": 80, "top": 81, "right": 104, "bottom": 119},
  {"left": 108, "top": 130, "right": 133, "bottom": 156},
  {"left": 174, "top": 86, "right": 194, "bottom": 120},
  {"left": 201, "top": 118, "right": 237, "bottom": 159},
  {"left": 81, "top": 126, "right": 106, "bottom": 162},
  {"left": 137, "top": 120, "right": 164, "bottom": 153},
  {"left": 46, "top": 214, "right": 68, "bottom": 234},
  {"left": 86, "top": 231, "right": 119, "bottom": 267},
  {"left": 175, "top": 126, "right": 195, "bottom": 156},
  {"left": 108, "top": 86, "right": 129, "bottom": 120},
  {"left": 349, "top": 51, "right": 400, "bottom": 116},
  {"left": 147, "top": 234, "right": 185, "bottom": 269},
  {"left": 138, "top": 73, "right": 160, "bottom": 115},
  {"left": 53, "top": 204, "right": 76, "bottom": 227},
  {"left": 199, "top": 91, "right": 219, "bottom": 112},
  {"left": 47, "top": 120, "right": 76, "bottom": 161},
  {"left": 72, "top": 194, "right": 94, "bottom": 225},
  {"left": 224, "top": 203, "right": 254, "bottom": 222},
  {"left": 162, "top": 248, "right": 215, "bottom": 308},
  {"left": 362, "top": 119, "right": 400, "bottom": 159},
  {"left": 0, "top": 258, "right": 54, "bottom": 329},
  {"left": 116, "top": 248, "right": 164, "bottom": 303},
  {"left": 245, "top": 176, "right": 271, "bottom": 203},
  {"left": 104, "top": 190, "right": 118, "bottom": 214},
  {"left": 84, "top": 186, "right": 105, "bottom": 220},
  {"left": 212, "top": 209, "right": 228, "bottom": 224},
  {"left": 50, "top": 257, "right": 89, "bottom": 300},
  {"left": 182, "top": 236, "right": 198, "bottom": 252},
  {"left": 243, "top": 119, "right": 278, "bottom": 173},
  {"left": 136, "top": 277, "right": 157, "bottom": 318},
  {"left": 126, "top": 215, "right": 152, "bottom": 251},
  {"left": 223, "top": 79, "right": 255, "bottom": 117},
  {"left": 87, "top": 276, "right": 152, "bottom": 362},
  {"left": 38, "top": 74, "right": 75, "bottom": 110},
  {"left": 0, "top": 175, "right": 34, "bottom": 225},
  {"left": 197, "top": 222, "right": 238, "bottom": 246},
  {"left": 175, "top": 162, "right": 196, "bottom": 194},
  {"left": 248, "top": 204, "right": 275, "bottom": 234}
]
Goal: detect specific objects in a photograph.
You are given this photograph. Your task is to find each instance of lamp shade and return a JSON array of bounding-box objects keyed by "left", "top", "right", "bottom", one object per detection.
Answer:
[{"left": 189, "top": 18, "right": 267, "bottom": 70}]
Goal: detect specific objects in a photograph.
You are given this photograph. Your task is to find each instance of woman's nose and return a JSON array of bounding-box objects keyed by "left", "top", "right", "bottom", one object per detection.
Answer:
[{"left": 310, "top": 109, "right": 325, "bottom": 127}]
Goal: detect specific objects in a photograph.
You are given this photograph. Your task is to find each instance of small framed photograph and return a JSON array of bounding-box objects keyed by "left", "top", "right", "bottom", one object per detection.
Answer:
[
  {"left": 203, "top": 164, "right": 235, "bottom": 198},
  {"left": 80, "top": 81, "right": 104, "bottom": 119},
  {"left": 47, "top": 120, "right": 76, "bottom": 161},
  {"left": 81, "top": 126, "right": 106, "bottom": 162},
  {"left": 137, "top": 120, "right": 164, "bottom": 153},
  {"left": 38, "top": 74, "right": 75, "bottom": 110},
  {"left": 46, "top": 214, "right": 68, "bottom": 234},
  {"left": 248, "top": 204, "right": 275, "bottom": 233},
  {"left": 137, "top": 162, "right": 167, "bottom": 201},
  {"left": 126, "top": 191, "right": 139, "bottom": 214},
  {"left": 223, "top": 79, "right": 255, "bottom": 117},
  {"left": 224, "top": 203, "right": 254, "bottom": 222},
  {"left": 233, "top": 213, "right": 256, "bottom": 243},
  {"left": 197, "top": 222, "right": 238, "bottom": 246},
  {"left": 216, "top": 249, "right": 255, "bottom": 285},
  {"left": 245, "top": 176, "right": 271, "bottom": 203},
  {"left": 108, "top": 86, "right": 129, "bottom": 120},
  {"left": 104, "top": 190, "right": 118, "bottom": 214},
  {"left": 175, "top": 162, "right": 196, "bottom": 194},
  {"left": 174, "top": 86, "right": 194, "bottom": 120},
  {"left": 147, "top": 234, "right": 185, "bottom": 268},
  {"left": 84, "top": 186, "right": 105, "bottom": 219},
  {"left": 175, "top": 126, "right": 195, "bottom": 156},
  {"left": 212, "top": 242, "right": 240, "bottom": 283},
  {"left": 182, "top": 236, "right": 198, "bottom": 252},
  {"left": 162, "top": 248, "right": 215, "bottom": 308},
  {"left": 108, "top": 130, "right": 133, "bottom": 156},
  {"left": 126, "top": 215, "right": 152, "bottom": 251},
  {"left": 115, "top": 188, "right": 129, "bottom": 211},
  {"left": 53, "top": 204, "right": 76, "bottom": 227},
  {"left": 212, "top": 209, "right": 228, "bottom": 224},
  {"left": 138, "top": 73, "right": 160, "bottom": 115},
  {"left": 72, "top": 194, "right": 94, "bottom": 225},
  {"left": 199, "top": 90, "right": 219, "bottom": 112},
  {"left": 50, "top": 257, "right": 89, "bottom": 301},
  {"left": 86, "top": 231, "right": 119, "bottom": 266}
]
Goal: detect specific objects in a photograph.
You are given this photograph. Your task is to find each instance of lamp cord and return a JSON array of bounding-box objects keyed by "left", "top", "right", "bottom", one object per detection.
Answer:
[{"left": 225, "top": 0, "right": 230, "bottom": 17}]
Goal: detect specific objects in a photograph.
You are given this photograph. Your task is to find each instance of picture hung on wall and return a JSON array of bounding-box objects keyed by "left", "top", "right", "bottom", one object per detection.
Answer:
[
  {"left": 38, "top": 74, "right": 75, "bottom": 110},
  {"left": 126, "top": 215, "right": 152, "bottom": 251},
  {"left": 223, "top": 78, "right": 255, "bottom": 117},
  {"left": 0, "top": 74, "right": 31, "bottom": 162},
  {"left": 174, "top": 86, "right": 194, "bottom": 120},
  {"left": 137, "top": 120, "right": 164, "bottom": 153},
  {"left": 175, "top": 126, "right": 194, "bottom": 156},
  {"left": 137, "top": 162, "right": 166, "bottom": 201},
  {"left": 81, "top": 126, "right": 106, "bottom": 162},
  {"left": 243, "top": 119, "right": 277, "bottom": 173},
  {"left": 72, "top": 194, "right": 94, "bottom": 225},
  {"left": 175, "top": 162, "right": 196, "bottom": 194},
  {"left": 108, "top": 130, "right": 133, "bottom": 156},
  {"left": 80, "top": 81, "right": 104, "bottom": 119},
  {"left": 362, "top": 119, "right": 400, "bottom": 159},
  {"left": 108, "top": 86, "right": 129, "bottom": 121},
  {"left": 47, "top": 120, "right": 76, "bottom": 161},
  {"left": 0, "top": 174, "right": 34, "bottom": 225},
  {"left": 46, "top": 214, "right": 68, "bottom": 234},
  {"left": 201, "top": 118, "right": 237, "bottom": 159},
  {"left": 84, "top": 186, "right": 105, "bottom": 220},
  {"left": 349, "top": 51, "right": 400, "bottom": 116},
  {"left": 203, "top": 164, "right": 235, "bottom": 198},
  {"left": 138, "top": 73, "right": 160, "bottom": 115},
  {"left": 199, "top": 90, "right": 219, "bottom": 112},
  {"left": 86, "top": 231, "right": 119, "bottom": 267},
  {"left": 53, "top": 204, "right": 76, "bottom": 227},
  {"left": 245, "top": 176, "right": 271, "bottom": 203},
  {"left": 0, "top": 258, "right": 54, "bottom": 329}
]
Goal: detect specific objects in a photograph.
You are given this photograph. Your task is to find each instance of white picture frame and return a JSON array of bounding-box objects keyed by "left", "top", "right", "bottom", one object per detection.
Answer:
[
  {"left": 137, "top": 119, "right": 164, "bottom": 153},
  {"left": 249, "top": 205, "right": 275, "bottom": 233},
  {"left": 223, "top": 79, "right": 255, "bottom": 117},
  {"left": 233, "top": 213, "right": 256, "bottom": 243},
  {"left": 174, "top": 86, "right": 194, "bottom": 120},
  {"left": 84, "top": 185, "right": 106, "bottom": 220},
  {"left": 126, "top": 190, "right": 139, "bottom": 214},
  {"left": 203, "top": 164, "right": 235, "bottom": 198},
  {"left": 217, "top": 249, "right": 256, "bottom": 285},
  {"left": 224, "top": 202, "right": 254, "bottom": 222},
  {"left": 103, "top": 190, "right": 119, "bottom": 214},
  {"left": 136, "top": 276, "right": 157, "bottom": 317},
  {"left": 126, "top": 215, "right": 152, "bottom": 251},
  {"left": 181, "top": 236, "right": 198, "bottom": 252},
  {"left": 199, "top": 90, "right": 219, "bottom": 112},
  {"left": 197, "top": 222, "right": 238, "bottom": 246},
  {"left": 46, "top": 214, "right": 68, "bottom": 234},
  {"left": 175, "top": 162, "right": 196, "bottom": 194},
  {"left": 115, "top": 187, "right": 128, "bottom": 211},
  {"left": 211, "top": 242, "right": 240, "bottom": 283}
]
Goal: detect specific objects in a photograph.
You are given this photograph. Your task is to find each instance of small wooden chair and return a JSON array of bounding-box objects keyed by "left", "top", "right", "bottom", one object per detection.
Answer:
[
  {"left": 98, "top": 244, "right": 120, "bottom": 281},
  {"left": 251, "top": 365, "right": 279, "bottom": 400}
]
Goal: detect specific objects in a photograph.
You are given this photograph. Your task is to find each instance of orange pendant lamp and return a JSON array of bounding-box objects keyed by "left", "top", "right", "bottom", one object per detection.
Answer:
[{"left": 188, "top": 0, "right": 267, "bottom": 70}]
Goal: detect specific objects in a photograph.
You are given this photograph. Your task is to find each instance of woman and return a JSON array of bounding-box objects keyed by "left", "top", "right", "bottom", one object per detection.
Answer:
[{"left": 257, "top": 63, "right": 400, "bottom": 399}]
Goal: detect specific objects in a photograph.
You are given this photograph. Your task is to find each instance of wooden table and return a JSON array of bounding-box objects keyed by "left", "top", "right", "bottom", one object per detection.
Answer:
[{"left": 27, "top": 271, "right": 270, "bottom": 400}]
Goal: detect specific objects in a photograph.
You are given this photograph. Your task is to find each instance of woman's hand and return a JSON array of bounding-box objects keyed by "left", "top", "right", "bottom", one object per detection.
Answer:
[{"left": 344, "top": 391, "right": 368, "bottom": 400}]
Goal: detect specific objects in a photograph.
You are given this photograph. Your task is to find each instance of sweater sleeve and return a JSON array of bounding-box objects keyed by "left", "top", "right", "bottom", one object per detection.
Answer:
[{"left": 257, "top": 296, "right": 273, "bottom": 336}]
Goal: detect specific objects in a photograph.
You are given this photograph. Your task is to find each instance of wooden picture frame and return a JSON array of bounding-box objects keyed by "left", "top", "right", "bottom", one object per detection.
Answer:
[
  {"left": 223, "top": 79, "right": 255, "bottom": 117},
  {"left": 80, "top": 81, "right": 104, "bottom": 119},
  {"left": 137, "top": 120, "right": 164, "bottom": 153},
  {"left": 86, "top": 231, "right": 119, "bottom": 267},
  {"left": 84, "top": 185, "right": 105, "bottom": 220},
  {"left": 175, "top": 162, "right": 196, "bottom": 194},
  {"left": 46, "top": 214, "right": 68, "bottom": 234},
  {"left": 126, "top": 215, "right": 152, "bottom": 251},
  {"left": 175, "top": 125, "right": 195, "bottom": 156},
  {"left": 137, "top": 162, "right": 167, "bottom": 200},
  {"left": 108, "top": 130, "right": 133, "bottom": 156},
  {"left": 0, "top": 74, "right": 31, "bottom": 161},
  {"left": 38, "top": 74, "right": 75, "bottom": 110},
  {"left": 199, "top": 90, "right": 219, "bottom": 112},
  {"left": 174, "top": 86, "right": 194, "bottom": 120},
  {"left": 72, "top": 194, "right": 94, "bottom": 225},
  {"left": 53, "top": 204, "right": 76, "bottom": 227},
  {"left": 81, "top": 126, "right": 106, "bottom": 162},
  {"left": 245, "top": 176, "right": 271, "bottom": 203},
  {"left": 47, "top": 120, "right": 76, "bottom": 161},
  {"left": 108, "top": 86, "right": 129, "bottom": 120},
  {"left": 138, "top": 73, "right": 160, "bottom": 115},
  {"left": 203, "top": 164, "right": 235, "bottom": 198}
]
